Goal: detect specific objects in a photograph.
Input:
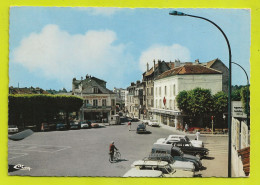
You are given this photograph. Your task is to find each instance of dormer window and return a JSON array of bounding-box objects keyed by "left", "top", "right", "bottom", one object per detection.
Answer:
[{"left": 93, "top": 87, "right": 99, "bottom": 93}]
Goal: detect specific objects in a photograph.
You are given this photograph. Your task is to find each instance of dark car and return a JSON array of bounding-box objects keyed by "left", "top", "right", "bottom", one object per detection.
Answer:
[
  {"left": 171, "top": 141, "right": 209, "bottom": 159},
  {"left": 132, "top": 118, "right": 139, "bottom": 122},
  {"left": 69, "top": 121, "right": 80, "bottom": 129},
  {"left": 151, "top": 144, "right": 202, "bottom": 171},
  {"left": 56, "top": 123, "right": 67, "bottom": 130},
  {"left": 136, "top": 124, "right": 147, "bottom": 134}
]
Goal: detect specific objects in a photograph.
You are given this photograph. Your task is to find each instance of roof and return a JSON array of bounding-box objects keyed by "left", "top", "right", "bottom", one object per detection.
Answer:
[
  {"left": 9, "top": 87, "right": 50, "bottom": 95},
  {"left": 156, "top": 64, "right": 222, "bottom": 80},
  {"left": 143, "top": 62, "right": 174, "bottom": 77},
  {"left": 206, "top": 59, "right": 218, "bottom": 68}
]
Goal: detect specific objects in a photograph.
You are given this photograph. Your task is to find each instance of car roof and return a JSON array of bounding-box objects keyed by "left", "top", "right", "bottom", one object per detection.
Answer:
[
  {"left": 123, "top": 168, "right": 163, "bottom": 177},
  {"left": 132, "top": 160, "right": 168, "bottom": 167},
  {"left": 152, "top": 144, "right": 173, "bottom": 151}
]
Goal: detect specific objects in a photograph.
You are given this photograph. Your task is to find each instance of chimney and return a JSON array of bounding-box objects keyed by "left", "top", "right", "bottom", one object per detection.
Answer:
[
  {"left": 146, "top": 62, "right": 149, "bottom": 72},
  {"left": 175, "top": 59, "right": 180, "bottom": 67},
  {"left": 136, "top": 80, "right": 140, "bottom": 85},
  {"left": 131, "top": 82, "right": 135, "bottom": 86},
  {"left": 195, "top": 59, "right": 200, "bottom": 64},
  {"left": 153, "top": 59, "right": 156, "bottom": 70}
]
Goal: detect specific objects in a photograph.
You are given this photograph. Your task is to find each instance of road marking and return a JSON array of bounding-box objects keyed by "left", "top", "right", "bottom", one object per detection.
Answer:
[
  {"left": 8, "top": 144, "right": 71, "bottom": 153},
  {"left": 8, "top": 152, "right": 28, "bottom": 160}
]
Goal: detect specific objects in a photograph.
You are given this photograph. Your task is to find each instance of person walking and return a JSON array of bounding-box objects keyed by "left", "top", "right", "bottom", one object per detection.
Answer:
[
  {"left": 128, "top": 121, "right": 132, "bottom": 131},
  {"left": 196, "top": 130, "right": 200, "bottom": 141},
  {"left": 109, "top": 141, "right": 118, "bottom": 162},
  {"left": 185, "top": 123, "right": 188, "bottom": 132}
]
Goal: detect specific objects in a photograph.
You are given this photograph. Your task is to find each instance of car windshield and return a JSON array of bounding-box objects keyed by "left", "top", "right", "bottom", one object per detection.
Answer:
[
  {"left": 138, "top": 124, "right": 145, "bottom": 128},
  {"left": 9, "top": 125, "right": 17, "bottom": 128},
  {"left": 185, "top": 136, "right": 190, "bottom": 142}
]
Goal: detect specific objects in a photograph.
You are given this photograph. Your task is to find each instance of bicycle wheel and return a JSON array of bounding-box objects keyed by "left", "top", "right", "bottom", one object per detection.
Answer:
[{"left": 115, "top": 152, "right": 121, "bottom": 161}]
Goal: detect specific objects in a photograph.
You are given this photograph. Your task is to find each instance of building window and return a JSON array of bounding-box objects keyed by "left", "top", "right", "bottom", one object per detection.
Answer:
[
  {"left": 165, "top": 86, "right": 167, "bottom": 96},
  {"left": 102, "top": 99, "right": 106, "bottom": 106},
  {"left": 169, "top": 100, "right": 172, "bottom": 109},
  {"left": 151, "top": 87, "right": 153, "bottom": 96},
  {"left": 156, "top": 87, "right": 157, "bottom": 96},
  {"left": 173, "top": 85, "right": 176, "bottom": 96},
  {"left": 111, "top": 99, "right": 115, "bottom": 106},
  {"left": 156, "top": 100, "right": 158, "bottom": 108},
  {"left": 93, "top": 87, "right": 99, "bottom": 93},
  {"left": 159, "top": 99, "right": 162, "bottom": 108},
  {"left": 93, "top": 99, "right": 98, "bottom": 106},
  {"left": 159, "top": 87, "right": 161, "bottom": 96},
  {"left": 151, "top": 99, "right": 154, "bottom": 107}
]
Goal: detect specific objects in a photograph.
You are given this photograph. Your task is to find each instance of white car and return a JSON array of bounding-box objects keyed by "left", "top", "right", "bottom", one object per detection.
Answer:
[
  {"left": 147, "top": 153, "right": 195, "bottom": 172},
  {"left": 167, "top": 135, "right": 204, "bottom": 148},
  {"left": 131, "top": 160, "right": 194, "bottom": 177},
  {"left": 123, "top": 168, "right": 163, "bottom": 177},
  {"left": 148, "top": 120, "right": 160, "bottom": 127},
  {"left": 8, "top": 125, "right": 18, "bottom": 134}
]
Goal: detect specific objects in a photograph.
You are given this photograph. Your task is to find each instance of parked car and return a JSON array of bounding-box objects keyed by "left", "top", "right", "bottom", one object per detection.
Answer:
[
  {"left": 151, "top": 144, "right": 202, "bottom": 171},
  {"left": 132, "top": 118, "right": 139, "bottom": 122},
  {"left": 56, "top": 123, "right": 67, "bottom": 130},
  {"left": 8, "top": 125, "right": 18, "bottom": 134},
  {"left": 136, "top": 124, "right": 147, "bottom": 134},
  {"left": 131, "top": 160, "right": 194, "bottom": 177},
  {"left": 171, "top": 141, "right": 209, "bottom": 159},
  {"left": 91, "top": 123, "right": 100, "bottom": 128},
  {"left": 146, "top": 153, "right": 195, "bottom": 172},
  {"left": 167, "top": 135, "right": 204, "bottom": 148},
  {"left": 148, "top": 120, "right": 160, "bottom": 127},
  {"left": 142, "top": 120, "right": 150, "bottom": 125},
  {"left": 123, "top": 168, "right": 163, "bottom": 177},
  {"left": 80, "top": 120, "right": 91, "bottom": 129},
  {"left": 69, "top": 121, "right": 80, "bottom": 129},
  {"left": 41, "top": 123, "right": 50, "bottom": 132}
]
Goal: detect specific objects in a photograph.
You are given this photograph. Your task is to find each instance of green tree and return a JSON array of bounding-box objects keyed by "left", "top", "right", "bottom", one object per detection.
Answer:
[
  {"left": 212, "top": 91, "right": 228, "bottom": 115},
  {"left": 241, "top": 86, "right": 250, "bottom": 115},
  {"left": 176, "top": 88, "right": 213, "bottom": 127},
  {"left": 231, "top": 89, "right": 241, "bottom": 101},
  {"left": 176, "top": 90, "right": 190, "bottom": 114},
  {"left": 187, "top": 88, "right": 213, "bottom": 116},
  {"left": 8, "top": 94, "right": 83, "bottom": 130}
]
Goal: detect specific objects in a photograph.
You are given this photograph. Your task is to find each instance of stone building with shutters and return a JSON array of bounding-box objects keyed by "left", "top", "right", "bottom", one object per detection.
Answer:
[{"left": 72, "top": 75, "right": 116, "bottom": 122}]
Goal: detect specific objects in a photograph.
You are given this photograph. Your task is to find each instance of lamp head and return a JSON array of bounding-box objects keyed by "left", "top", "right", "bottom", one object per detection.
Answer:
[{"left": 169, "top": 10, "right": 186, "bottom": 16}]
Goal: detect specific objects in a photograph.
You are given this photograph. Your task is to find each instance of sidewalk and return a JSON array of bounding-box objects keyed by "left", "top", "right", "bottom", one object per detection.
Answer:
[{"left": 158, "top": 123, "right": 228, "bottom": 137}]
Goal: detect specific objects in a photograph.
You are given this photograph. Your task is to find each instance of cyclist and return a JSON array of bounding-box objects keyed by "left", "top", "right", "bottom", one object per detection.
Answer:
[{"left": 109, "top": 141, "right": 118, "bottom": 162}]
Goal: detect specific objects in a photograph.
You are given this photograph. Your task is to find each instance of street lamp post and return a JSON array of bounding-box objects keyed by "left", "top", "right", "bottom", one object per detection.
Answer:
[
  {"left": 169, "top": 10, "right": 232, "bottom": 177},
  {"left": 231, "top": 62, "right": 250, "bottom": 125}
]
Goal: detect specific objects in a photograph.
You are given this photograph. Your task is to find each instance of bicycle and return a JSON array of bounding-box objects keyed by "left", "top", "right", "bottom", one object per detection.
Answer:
[{"left": 109, "top": 150, "right": 121, "bottom": 162}]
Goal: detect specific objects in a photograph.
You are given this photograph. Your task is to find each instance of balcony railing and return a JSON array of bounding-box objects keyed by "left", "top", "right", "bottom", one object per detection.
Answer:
[{"left": 83, "top": 105, "right": 112, "bottom": 109}]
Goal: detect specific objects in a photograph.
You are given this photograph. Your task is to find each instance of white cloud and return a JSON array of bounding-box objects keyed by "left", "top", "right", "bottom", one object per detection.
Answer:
[
  {"left": 76, "top": 7, "right": 122, "bottom": 16},
  {"left": 139, "top": 44, "right": 191, "bottom": 71},
  {"left": 12, "top": 24, "right": 133, "bottom": 89}
]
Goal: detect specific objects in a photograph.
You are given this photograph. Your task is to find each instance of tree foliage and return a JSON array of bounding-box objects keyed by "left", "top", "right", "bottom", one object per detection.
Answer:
[
  {"left": 176, "top": 88, "right": 212, "bottom": 116},
  {"left": 9, "top": 94, "right": 83, "bottom": 130},
  {"left": 241, "top": 86, "right": 250, "bottom": 115},
  {"left": 212, "top": 91, "right": 228, "bottom": 114},
  {"left": 176, "top": 88, "right": 228, "bottom": 127}
]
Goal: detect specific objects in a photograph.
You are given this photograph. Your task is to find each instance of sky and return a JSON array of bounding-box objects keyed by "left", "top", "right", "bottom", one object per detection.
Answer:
[{"left": 9, "top": 7, "right": 251, "bottom": 91}]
